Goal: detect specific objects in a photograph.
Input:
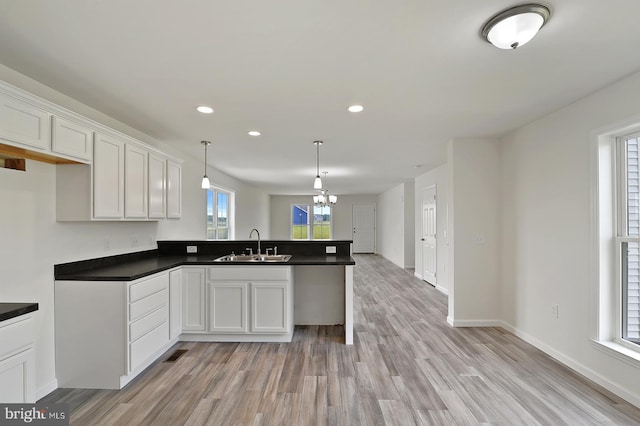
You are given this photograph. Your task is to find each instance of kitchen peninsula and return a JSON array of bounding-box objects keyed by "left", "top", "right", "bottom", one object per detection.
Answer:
[{"left": 54, "top": 240, "right": 354, "bottom": 389}]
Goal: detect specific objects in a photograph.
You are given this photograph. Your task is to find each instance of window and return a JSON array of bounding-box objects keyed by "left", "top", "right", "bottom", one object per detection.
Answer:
[
  {"left": 617, "top": 133, "right": 640, "bottom": 345},
  {"left": 207, "top": 187, "right": 234, "bottom": 239},
  {"left": 291, "top": 204, "right": 333, "bottom": 240}
]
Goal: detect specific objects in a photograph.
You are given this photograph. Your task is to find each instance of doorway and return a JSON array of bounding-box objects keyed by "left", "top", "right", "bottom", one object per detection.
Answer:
[
  {"left": 421, "top": 186, "right": 437, "bottom": 285},
  {"left": 352, "top": 204, "right": 376, "bottom": 253}
]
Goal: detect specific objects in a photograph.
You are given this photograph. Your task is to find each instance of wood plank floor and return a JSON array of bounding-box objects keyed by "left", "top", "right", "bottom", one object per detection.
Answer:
[{"left": 42, "top": 254, "right": 640, "bottom": 425}]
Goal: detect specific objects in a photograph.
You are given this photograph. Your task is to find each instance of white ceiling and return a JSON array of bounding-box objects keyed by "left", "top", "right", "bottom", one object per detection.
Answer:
[{"left": 2, "top": 0, "right": 640, "bottom": 195}]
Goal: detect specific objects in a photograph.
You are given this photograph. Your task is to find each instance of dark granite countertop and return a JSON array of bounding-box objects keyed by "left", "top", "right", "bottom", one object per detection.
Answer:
[
  {"left": 0, "top": 303, "right": 39, "bottom": 322},
  {"left": 55, "top": 254, "right": 355, "bottom": 281}
]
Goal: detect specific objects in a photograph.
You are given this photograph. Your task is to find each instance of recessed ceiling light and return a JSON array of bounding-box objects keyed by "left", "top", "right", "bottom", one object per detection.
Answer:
[
  {"left": 196, "top": 106, "right": 214, "bottom": 114},
  {"left": 248, "top": 131, "right": 261, "bottom": 136},
  {"left": 348, "top": 105, "right": 364, "bottom": 113}
]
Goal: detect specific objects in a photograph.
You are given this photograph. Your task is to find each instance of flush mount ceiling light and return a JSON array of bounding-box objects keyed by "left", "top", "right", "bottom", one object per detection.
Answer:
[
  {"left": 196, "top": 106, "right": 214, "bottom": 114},
  {"left": 481, "top": 3, "right": 550, "bottom": 49},
  {"left": 248, "top": 130, "right": 261, "bottom": 136},
  {"left": 348, "top": 105, "right": 364, "bottom": 113},
  {"left": 201, "top": 140, "right": 211, "bottom": 189},
  {"left": 313, "top": 140, "right": 324, "bottom": 190}
]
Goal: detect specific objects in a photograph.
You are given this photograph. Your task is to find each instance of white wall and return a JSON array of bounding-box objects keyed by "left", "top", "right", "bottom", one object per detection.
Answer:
[
  {"left": 414, "top": 164, "right": 449, "bottom": 293},
  {"left": 269, "top": 194, "right": 377, "bottom": 240},
  {"left": 500, "top": 70, "right": 640, "bottom": 405},
  {"left": 448, "top": 138, "right": 501, "bottom": 325},
  {"left": 377, "top": 183, "right": 406, "bottom": 268},
  {"left": 403, "top": 182, "right": 415, "bottom": 269},
  {"left": 0, "top": 65, "right": 270, "bottom": 398}
]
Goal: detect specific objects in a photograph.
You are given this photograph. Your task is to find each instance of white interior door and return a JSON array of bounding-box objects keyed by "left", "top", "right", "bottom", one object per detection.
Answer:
[
  {"left": 422, "top": 186, "right": 437, "bottom": 285},
  {"left": 352, "top": 204, "right": 376, "bottom": 253}
]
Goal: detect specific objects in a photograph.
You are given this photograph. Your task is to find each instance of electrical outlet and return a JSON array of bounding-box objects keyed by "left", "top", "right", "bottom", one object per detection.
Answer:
[
  {"left": 326, "top": 246, "right": 337, "bottom": 254},
  {"left": 551, "top": 305, "right": 559, "bottom": 319},
  {"left": 131, "top": 235, "right": 139, "bottom": 247},
  {"left": 104, "top": 238, "right": 111, "bottom": 251},
  {"left": 187, "top": 246, "right": 198, "bottom": 254}
]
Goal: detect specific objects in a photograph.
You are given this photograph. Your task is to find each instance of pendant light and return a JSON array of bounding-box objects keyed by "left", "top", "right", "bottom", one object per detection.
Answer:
[
  {"left": 313, "top": 140, "right": 323, "bottom": 189},
  {"left": 201, "top": 140, "right": 211, "bottom": 189},
  {"left": 481, "top": 4, "right": 550, "bottom": 50}
]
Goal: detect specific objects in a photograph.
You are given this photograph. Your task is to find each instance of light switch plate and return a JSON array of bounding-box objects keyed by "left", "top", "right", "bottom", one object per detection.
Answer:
[
  {"left": 186, "top": 245, "right": 198, "bottom": 254},
  {"left": 326, "top": 246, "right": 337, "bottom": 254}
]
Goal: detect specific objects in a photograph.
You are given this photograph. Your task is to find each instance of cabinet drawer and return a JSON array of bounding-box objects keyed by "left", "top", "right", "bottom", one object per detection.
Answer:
[
  {"left": 0, "top": 316, "right": 34, "bottom": 360},
  {"left": 129, "top": 321, "right": 169, "bottom": 372},
  {"left": 129, "top": 305, "right": 168, "bottom": 342},
  {"left": 208, "top": 266, "right": 290, "bottom": 282},
  {"left": 130, "top": 274, "right": 168, "bottom": 302},
  {"left": 130, "top": 289, "right": 167, "bottom": 321}
]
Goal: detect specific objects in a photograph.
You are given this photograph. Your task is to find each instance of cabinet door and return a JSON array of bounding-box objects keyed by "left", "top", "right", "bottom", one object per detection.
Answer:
[
  {"left": 0, "top": 93, "right": 50, "bottom": 151},
  {"left": 166, "top": 160, "right": 182, "bottom": 219},
  {"left": 169, "top": 268, "right": 182, "bottom": 339},
  {"left": 148, "top": 153, "right": 166, "bottom": 219},
  {"left": 124, "top": 144, "right": 148, "bottom": 219},
  {"left": 0, "top": 347, "right": 36, "bottom": 403},
  {"left": 182, "top": 268, "right": 206, "bottom": 331},
  {"left": 93, "top": 133, "right": 125, "bottom": 219},
  {"left": 209, "top": 282, "right": 248, "bottom": 333},
  {"left": 51, "top": 116, "right": 93, "bottom": 162},
  {"left": 251, "top": 282, "right": 288, "bottom": 333}
]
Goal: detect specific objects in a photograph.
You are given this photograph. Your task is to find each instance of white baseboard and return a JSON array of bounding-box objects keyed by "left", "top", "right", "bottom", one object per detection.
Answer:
[
  {"left": 37, "top": 379, "right": 58, "bottom": 400},
  {"left": 500, "top": 321, "right": 640, "bottom": 409},
  {"left": 448, "top": 319, "right": 503, "bottom": 327},
  {"left": 414, "top": 272, "right": 423, "bottom": 280},
  {"left": 435, "top": 284, "right": 448, "bottom": 295}
]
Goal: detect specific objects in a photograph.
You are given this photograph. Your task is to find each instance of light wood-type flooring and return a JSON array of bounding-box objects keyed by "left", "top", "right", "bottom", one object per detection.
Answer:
[{"left": 42, "top": 254, "right": 640, "bottom": 425}]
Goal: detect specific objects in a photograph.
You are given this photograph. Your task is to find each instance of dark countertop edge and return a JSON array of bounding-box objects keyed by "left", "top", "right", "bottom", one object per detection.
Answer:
[
  {"left": 55, "top": 256, "right": 355, "bottom": 281},
  {"left": 0, "top": 303, "right": 39, "bottom": 322}
]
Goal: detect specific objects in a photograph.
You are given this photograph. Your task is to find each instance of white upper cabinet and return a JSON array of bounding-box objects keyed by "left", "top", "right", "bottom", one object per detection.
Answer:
[
  {"left": 93, "top": 132, "right": 125, "bottom": 219},
  {"left": 124, "top": 144, "right": 148, "bottom": 219},
  {"left": 51, "top": 116, "right": 93, "bottom": 162},
  {"left": 148, "top": 153, "right": 166, "bottom": 219},
  {"left": 166, "top": 159, "right": 182, "bottom": 219},
  {"left": 0, "top": 92, "right": 50, "bottom": 151}
]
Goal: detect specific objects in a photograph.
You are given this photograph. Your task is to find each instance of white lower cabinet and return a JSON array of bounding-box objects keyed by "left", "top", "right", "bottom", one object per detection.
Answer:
[
  {"left": 0, "top": 315, "right": 36, "bottom": 403},
  {"left": 251, "top": 282, "right": 289, "bottom": 333},
  {"left": 55, "top": 271, "right": 172, "bottom": 389},
  {"left": 209, "top": 282, "right": 248, "bottom": 333},
  {"left": 181, "top": 266, "right": 293, "bottom": 342},
  {"left": 169, "top": 268, "right": 183, "bottom": 340},
  {"left": 182, "top": 267, "right": 206, "bottom": 331}
]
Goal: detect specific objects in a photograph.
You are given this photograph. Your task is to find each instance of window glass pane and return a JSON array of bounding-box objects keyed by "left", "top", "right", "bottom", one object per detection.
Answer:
[
  {"left": 217, "top": 192, "right": 228, "bottom": 229},
  {"left": 313, "top": 205, "right": 331, "bottom": 239},
  {"left": 207, "top": 189, "right": 215, "bottom": 239},
  {"left": 292, "top": 205, "right": 309, "bottom": 239},
  {"left": 627, "top": 137, "right": 640, "bottom": 236},
  {"left": 217, "top": 228, "right": 229, "bottom": 240},
  {"left": 623, "top": 241, "right": 640, "bottom": 343}
]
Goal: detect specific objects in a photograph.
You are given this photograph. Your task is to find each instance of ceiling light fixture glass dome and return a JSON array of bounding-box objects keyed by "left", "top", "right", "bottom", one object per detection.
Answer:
[{"left": 481, "top": 4, "right": 550, "bottom": 50}]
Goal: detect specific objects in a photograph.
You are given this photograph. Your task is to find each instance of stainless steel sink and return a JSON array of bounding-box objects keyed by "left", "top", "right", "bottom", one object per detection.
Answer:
[{"left": 213, "top": 254, "right": 292, "bottom": 263}]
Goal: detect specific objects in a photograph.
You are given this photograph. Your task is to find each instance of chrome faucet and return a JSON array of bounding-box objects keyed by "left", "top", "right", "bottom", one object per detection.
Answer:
[{"left": 249, "top": 228, "right": 261, "bottom": 255}]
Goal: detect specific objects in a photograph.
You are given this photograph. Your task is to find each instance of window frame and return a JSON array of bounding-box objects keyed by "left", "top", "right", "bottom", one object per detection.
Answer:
[
  {"left": 206, "top": 185, "right": 235, "bottom": 240},
  {"left": 615, "top": 131, "right": 640, "bottom": 350}
]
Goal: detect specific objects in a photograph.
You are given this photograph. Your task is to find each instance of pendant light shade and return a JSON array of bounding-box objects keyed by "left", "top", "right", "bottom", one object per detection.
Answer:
[
  {"left": 481, "top": 4, "right": 550, "bottom": 50},
  {"left": 201, "top": 140, "right": 211, "bottom": 189},
  {"left": 313, "top": 140, "right": 323, "bottom": 189}
]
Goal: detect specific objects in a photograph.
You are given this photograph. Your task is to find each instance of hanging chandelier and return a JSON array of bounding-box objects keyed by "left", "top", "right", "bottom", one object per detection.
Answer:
[{"left": 314, "top": 171, "right": 337, "bottom": 207}]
